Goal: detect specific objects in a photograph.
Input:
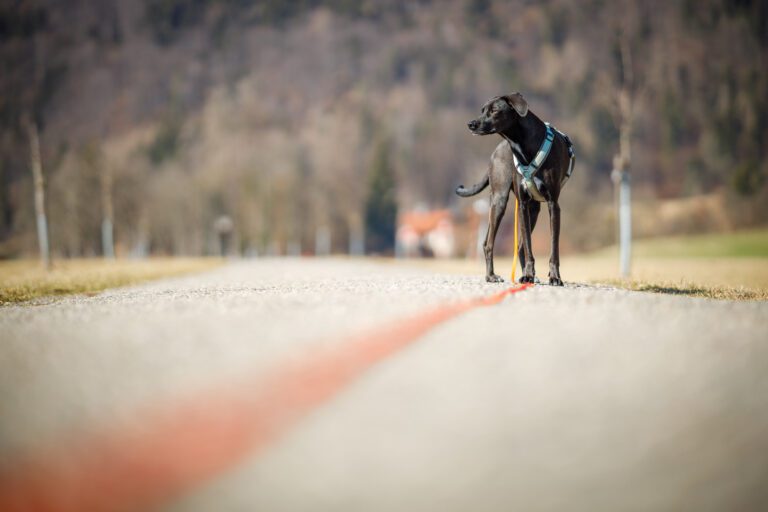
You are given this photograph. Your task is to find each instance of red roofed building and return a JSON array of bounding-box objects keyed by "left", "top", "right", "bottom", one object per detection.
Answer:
[{"left": 396, "top": 208, "right": 455, "bottom": 258}]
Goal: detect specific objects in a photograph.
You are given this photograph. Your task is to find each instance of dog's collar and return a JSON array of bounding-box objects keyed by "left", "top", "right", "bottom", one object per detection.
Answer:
[{"left": 511, "top": 123, "right": 555, "bottom": 201}]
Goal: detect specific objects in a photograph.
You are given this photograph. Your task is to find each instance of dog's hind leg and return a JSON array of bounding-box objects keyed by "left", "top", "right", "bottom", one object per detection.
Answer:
[
  {"left": 518, "top": 198, "right": 537, "bottom": 283},
  {"left": 483, "top": 191, "right": 509, "bottom": 283},
  {"left": 547, "top": 200, "right": 563, "bottom": 286},
  {"left": 517, "top": 201, "right": 540, "bottom": 272}
]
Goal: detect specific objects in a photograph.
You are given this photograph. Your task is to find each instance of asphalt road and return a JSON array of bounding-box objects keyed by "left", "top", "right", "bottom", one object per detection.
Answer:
[{"left": 1, "top": 259, "right": 767, "bottom": 512}]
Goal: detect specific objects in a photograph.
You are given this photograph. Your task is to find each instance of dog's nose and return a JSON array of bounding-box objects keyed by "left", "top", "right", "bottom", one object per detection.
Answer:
[{"left": 467, "top": 120, "right": 479, "bottom": 130}]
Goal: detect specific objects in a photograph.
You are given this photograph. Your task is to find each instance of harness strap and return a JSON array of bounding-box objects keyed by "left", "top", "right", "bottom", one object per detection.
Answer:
[
  {"left": 512, "top": 123, "right": 554, "bottom": 202},
  {"left": 554, "top": 127, "right": 576, "bottom": 184},
  {"left": 512, "top": 123, "right": 575, "bottom": 201}
]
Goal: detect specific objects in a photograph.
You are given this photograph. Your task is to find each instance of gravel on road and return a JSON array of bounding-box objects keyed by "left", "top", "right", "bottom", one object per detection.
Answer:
[{"left": 1, "top": 259, "right": 766, "bottom": 511}]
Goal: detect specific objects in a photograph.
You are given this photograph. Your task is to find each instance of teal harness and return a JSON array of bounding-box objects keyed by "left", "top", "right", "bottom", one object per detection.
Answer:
[{"left": 512, "top": 123, "right": 575, "bottom": 202}]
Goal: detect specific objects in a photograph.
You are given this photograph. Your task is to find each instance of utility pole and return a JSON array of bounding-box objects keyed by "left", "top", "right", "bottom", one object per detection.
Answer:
[
  {"left": 100, "top": 163, "right": 115, "bottom": 259},
  {"left": 612, "top": 153, "right": 631, "bottom": 278},
  {"left": 612, "top": 21, "right": 634, "bottom": 279},
  {"left": 24, "top": 115, "right": 51, "bottom": 270}
]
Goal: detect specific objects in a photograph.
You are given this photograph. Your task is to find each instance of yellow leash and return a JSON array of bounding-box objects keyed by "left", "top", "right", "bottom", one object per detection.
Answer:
[{"left": 511, "top": 197, "right": 519, "bottom": 283}]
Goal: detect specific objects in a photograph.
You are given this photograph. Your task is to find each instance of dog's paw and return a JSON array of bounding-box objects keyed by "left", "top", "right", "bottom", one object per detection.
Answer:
[
  {"left": 486, "top": 274, "right": 504, "bottom": 283},
  {"left": 519, "top": 275, "right": 535, "bottom": 284},
  {"left": 549, "top": 276, "right": 564, "bottom": 286}
]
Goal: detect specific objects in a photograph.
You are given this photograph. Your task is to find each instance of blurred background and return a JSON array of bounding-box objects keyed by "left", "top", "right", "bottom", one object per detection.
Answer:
[
  {"left": 0, "top": 0, "right": 766, "bottom": 263},
  {"left": 1, "top": 5, "right": 768, "bottom": 509}
]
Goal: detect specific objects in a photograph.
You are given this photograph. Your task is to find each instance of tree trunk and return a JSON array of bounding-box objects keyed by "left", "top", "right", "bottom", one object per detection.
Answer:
[
  {"left": 315, "top": 226, "right": 331, "bottom": 256},
  {"left": 612, "top": 24, "right": 633, "bottom": 278},
  {"left": 132, "top": 208, "right": 150, "bottom": 258},
  {"left": 24, "top": 116, "right": 51, "bottom": 270},
  {"left": 100, "top": 164, "right": 115, "bottom": 259},
  {"left": 348, "top": 217, "right": 365, "bottom": 256}
]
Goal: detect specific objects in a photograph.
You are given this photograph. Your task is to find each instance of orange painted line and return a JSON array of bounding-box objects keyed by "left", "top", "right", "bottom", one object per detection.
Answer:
[{"left": 0, "top": 283, "right": 532, "bottom": 512}]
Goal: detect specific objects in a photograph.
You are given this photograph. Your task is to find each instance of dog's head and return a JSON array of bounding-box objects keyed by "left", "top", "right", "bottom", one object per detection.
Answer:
[{"left": 467, "top": 93, "right": 528, "bottom": 135}]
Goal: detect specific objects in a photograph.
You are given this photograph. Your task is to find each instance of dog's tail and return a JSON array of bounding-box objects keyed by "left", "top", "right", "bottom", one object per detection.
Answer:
[{"left": 455, "top": 175, "right": 489, "bottom": 197}]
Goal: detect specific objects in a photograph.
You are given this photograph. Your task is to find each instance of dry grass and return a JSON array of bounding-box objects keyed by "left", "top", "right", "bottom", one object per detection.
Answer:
[
  {"left": 0, "top": 258, "right": 223, "bottom": 305},
  {"left": 588, "top": 229, "right": 768, "bottom": 259},
  {"left": 561, "top": 255, "right": 768, "bottom": 289},
  {"left": 4, "top": 230, "right": 767, "bottom": 304},
  {"left": 397, "top": 255, "right": 768, "bottom": 301},
  {"left": 600, "top": 279, "right": 768, "bottom": 301},
  {"left": 392, "top": 229, "right": 768, "bottom": 301}
]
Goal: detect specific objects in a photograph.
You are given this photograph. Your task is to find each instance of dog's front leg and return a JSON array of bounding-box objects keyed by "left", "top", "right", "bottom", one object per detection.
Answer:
[
  {"left": 547, "top": 200, "right": 563, "bottom": 286},
  {"left": 518, "top": 202, "right": 541, "bottom": 271},
  {"left": 518, "top": 198, "right": 536, "bottom": 283}
]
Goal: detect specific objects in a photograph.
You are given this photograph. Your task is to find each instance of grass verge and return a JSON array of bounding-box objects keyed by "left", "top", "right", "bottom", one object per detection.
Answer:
[
  {"left": 0, "top": 258, "right": 223, "bottom": 305},
  {"left": 588, "top": 228, "right": 768, "bottom": 259},
  {"left": 598, "top": 279, "right": 768, "bottom": 301},
  {"left": 570, "top": 229, "right": 768, "bottom": 300}
]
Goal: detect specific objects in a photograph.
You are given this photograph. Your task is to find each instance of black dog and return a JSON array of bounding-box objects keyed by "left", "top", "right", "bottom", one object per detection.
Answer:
[{"left": 456, "top": 92, "right": 574, "bottom": 285}]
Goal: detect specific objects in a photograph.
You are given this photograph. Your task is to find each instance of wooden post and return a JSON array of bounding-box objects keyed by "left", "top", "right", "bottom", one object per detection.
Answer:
[{"left": 24, "top": 115, "right": 51, "bottom": 270}]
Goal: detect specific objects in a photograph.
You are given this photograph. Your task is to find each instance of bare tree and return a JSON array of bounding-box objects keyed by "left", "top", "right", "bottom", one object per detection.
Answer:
[
  {"left": 2, "top": 0, "right": 765, "bottom": 260},
  {"left": 100, "top": 162, "right": 115, "bottom": 258},
  {"left": 611, "top": 17, "right": 635, "bottom": 278},
  {"left": 23, "top": 114, "right": 51, "bottom": 269}
]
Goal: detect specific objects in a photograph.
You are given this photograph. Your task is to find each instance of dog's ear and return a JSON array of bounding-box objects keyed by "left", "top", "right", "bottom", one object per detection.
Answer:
[{"left": 504, "top": 92, "right": 528, "bottom": 117}]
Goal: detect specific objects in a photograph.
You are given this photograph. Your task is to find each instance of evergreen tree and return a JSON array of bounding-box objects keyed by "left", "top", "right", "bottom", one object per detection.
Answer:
[{"left": 364, "top": 138, "right": 397, "bottom": 254}]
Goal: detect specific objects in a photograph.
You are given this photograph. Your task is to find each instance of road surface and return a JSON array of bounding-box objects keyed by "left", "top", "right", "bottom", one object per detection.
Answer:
[{"left": 1, "top": 259, "right": 767, "bottom": 512}]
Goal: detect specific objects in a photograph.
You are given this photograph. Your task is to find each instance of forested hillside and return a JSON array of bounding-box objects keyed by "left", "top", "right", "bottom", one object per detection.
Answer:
[{"left": 1, "top": 0, "right": 766, "bottom": 257}]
